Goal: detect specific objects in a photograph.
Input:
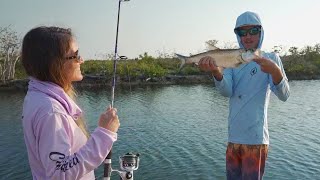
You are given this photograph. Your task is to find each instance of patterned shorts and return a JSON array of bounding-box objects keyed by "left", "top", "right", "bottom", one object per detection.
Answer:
[{"left": 226, "top": 143, "right": 268, "bottom": 180}]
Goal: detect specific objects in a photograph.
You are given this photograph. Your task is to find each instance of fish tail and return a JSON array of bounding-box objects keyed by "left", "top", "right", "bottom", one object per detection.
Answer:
[{"left": 175, "top": 53, "right": 187, "bottom": 70}]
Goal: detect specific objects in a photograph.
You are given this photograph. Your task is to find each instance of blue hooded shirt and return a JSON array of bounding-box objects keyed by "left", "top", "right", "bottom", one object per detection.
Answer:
[{"left": 214, "top": 11, "right": 290, "bottom": 145}]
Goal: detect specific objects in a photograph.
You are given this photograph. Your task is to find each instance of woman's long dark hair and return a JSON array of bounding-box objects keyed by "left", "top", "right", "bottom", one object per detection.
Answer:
[
  {"left": 21, "top": 26, "right": 89, "bottom": 138},
  {"left": 22, "top": 26, "right": 72, "bottom": 91}
]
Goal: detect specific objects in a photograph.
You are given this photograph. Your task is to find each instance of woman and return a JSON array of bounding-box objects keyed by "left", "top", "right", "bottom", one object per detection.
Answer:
[{"left": 21, "top": 26, "right": 120, "bottom": 179}]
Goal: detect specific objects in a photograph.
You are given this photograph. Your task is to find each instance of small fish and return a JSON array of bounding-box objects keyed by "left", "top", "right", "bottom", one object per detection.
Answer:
[{"left": 176, "top": 45, "right": 262, "bottom": 69}]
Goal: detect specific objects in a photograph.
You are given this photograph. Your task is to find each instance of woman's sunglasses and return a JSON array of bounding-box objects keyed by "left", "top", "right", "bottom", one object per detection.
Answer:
[
  {"left": 235, "top": 26, "right": 261, "bottom": 37},
  {"left": 65, "top": 50, "right": 82, "bottom": 62}
]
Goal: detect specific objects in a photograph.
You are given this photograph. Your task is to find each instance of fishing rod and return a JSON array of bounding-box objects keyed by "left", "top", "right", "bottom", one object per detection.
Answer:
[
  {"left": 104, "top": 0, "right": 140, "bottom": 180},
  {"left": 110, "top": 0, "right": 125, "bottom": 108}
]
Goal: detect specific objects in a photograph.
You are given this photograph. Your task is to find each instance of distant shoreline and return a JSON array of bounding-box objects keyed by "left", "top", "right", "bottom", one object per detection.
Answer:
[
  {"left": 1, "top": 74, "right": 319, "bottom": 91},
  {"left": 0, "top": 75, "right": 214, "bottom": 91}
]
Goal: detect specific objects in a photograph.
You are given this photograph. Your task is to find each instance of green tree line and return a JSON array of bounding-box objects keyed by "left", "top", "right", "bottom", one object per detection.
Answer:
[
  {"left": 282, "top": 44, "right": 320, "bottom": 79},
  {"left": 13, "top": 44, "right": 320, "bottom": 82},
  {"left": 14, "top": 52, "right": 201, "bottom": 82}
]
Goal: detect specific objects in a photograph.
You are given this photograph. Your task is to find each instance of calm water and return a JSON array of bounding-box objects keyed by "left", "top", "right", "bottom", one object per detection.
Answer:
[{"left": 0, "top": 80, "right": 319, "bottom": 180}]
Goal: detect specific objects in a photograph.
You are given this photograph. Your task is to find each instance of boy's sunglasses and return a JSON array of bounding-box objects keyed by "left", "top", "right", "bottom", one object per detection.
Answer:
[
  {"left": 66, "top": 50, "right": 82, "bottom": 62},
  {"left": 235, "top": 26, "right": 261, "bottom": 37}
]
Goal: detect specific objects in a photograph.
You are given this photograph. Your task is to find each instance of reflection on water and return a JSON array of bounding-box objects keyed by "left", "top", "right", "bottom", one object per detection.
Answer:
[{"left": 0, "top": 81, "right": 319, "bottom": 179}]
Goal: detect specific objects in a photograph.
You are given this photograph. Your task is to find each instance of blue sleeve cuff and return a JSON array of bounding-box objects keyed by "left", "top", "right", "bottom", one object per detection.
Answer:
[
  {"left": 273, "top": 77, "right": 286, "bottom": 90},
  {"left": 213, "top": 76, "right": 225, "bottom": 88}
]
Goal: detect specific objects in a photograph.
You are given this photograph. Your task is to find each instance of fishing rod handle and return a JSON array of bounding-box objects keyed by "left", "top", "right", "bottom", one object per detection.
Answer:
[{"left": 103, "top": 150, "right": 112, "bottom": 179}]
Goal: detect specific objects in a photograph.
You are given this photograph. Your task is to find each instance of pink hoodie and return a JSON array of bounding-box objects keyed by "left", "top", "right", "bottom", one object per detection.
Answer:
[{"left": 22, "top": 78, "right": 117, "bottom": 180}]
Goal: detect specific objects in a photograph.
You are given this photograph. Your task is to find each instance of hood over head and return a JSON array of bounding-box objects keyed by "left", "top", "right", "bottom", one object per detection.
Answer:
[{"left": 234, "top": 11, "right": 264, "bottom": 49}]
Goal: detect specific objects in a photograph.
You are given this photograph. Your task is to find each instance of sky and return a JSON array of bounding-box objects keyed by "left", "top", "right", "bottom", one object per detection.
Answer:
[{"left": 1, "top": 0, "right": 320, "bottom": 59}]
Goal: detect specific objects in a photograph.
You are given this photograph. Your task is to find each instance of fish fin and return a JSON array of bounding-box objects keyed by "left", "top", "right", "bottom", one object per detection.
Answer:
[
  {"left": 175, "top": 53, "right": 187, "bottom": 70},
  {"left": 205, "top": 42, "right": 220, "bottom": 51}
]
